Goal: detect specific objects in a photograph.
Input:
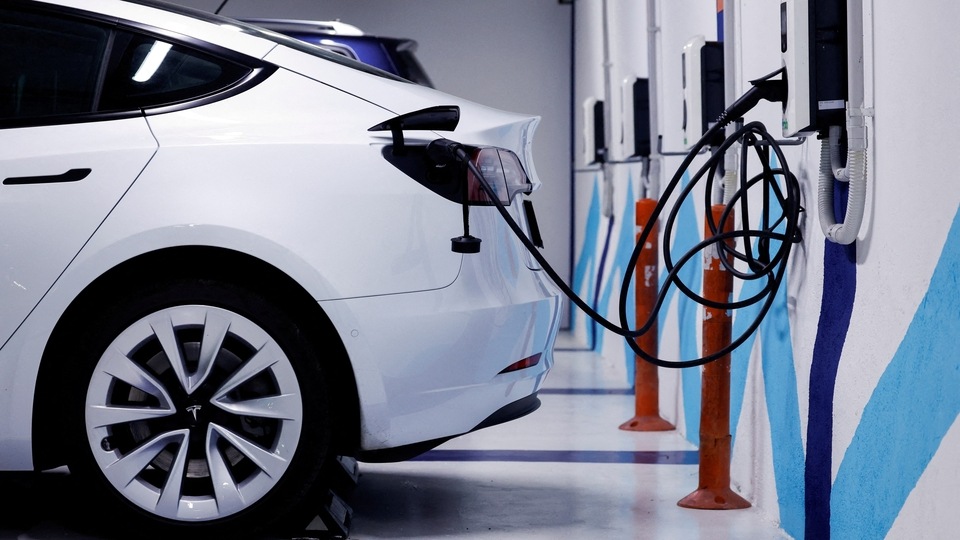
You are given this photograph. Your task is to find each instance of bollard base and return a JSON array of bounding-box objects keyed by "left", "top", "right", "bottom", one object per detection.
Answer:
[
  {"left": 677, "top": 486, "right": 751, "bottom": 510},
  {"left": 618, "top": 415, "right": 675, "bottom": 432}
]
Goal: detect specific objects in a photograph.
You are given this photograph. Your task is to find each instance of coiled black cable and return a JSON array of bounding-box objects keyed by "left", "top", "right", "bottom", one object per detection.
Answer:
[
  {"left": 621, "top": 119, "right": 802, "bottom": 368},
  {"left": 433, "top": 71, "right": 802, "bottom": 368}
]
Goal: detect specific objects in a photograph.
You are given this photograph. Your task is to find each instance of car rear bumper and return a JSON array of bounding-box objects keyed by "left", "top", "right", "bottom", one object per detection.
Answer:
[{"left": 319, "top": 209, "right": 562, "bottom": 453}]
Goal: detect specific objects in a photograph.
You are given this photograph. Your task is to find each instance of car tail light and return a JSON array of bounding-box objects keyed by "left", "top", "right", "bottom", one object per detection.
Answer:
[
  {"left": 381, "top": 144, "right": 531, "bottom": 206},
  {"left": 465, "top": 148, "right": 532, "bottom": 206},
  {"left": 498, "top": 353, "right": 542, "bottom": 374}
]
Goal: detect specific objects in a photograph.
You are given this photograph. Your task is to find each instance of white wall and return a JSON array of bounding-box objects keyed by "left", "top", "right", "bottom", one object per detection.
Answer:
[{"left": 573, "top": 1, "right": 960, "bottom": 539}]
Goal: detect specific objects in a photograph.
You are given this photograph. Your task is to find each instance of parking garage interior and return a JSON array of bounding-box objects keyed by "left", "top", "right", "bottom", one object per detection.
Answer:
[{"left": 2, "top": 1, "right": 958, "bottom": 539}]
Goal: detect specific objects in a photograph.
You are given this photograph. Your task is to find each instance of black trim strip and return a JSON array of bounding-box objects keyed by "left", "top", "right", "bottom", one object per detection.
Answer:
[
  {"left": 413, "top": 449, "right": 699, "bottom": 465},
  {"left": 357, "top": 394, "right": 541, "bottom": 463},
  {"left": 141, "top": 65, "right": 277, "bottom": 117},
  {"left": 4, "top": 168, "right": 91, "bottom": 185},
  {"left": 523, "top": 199, "right": 544, "bottom": 249},
  {"left": 539, "top": 387, "right": 633, "bottom": 395}
]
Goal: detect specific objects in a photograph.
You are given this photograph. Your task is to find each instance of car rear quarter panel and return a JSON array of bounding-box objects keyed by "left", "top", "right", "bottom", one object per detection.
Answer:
[{"left": 97, "top": 67, "right": 465, "bottom": 301}]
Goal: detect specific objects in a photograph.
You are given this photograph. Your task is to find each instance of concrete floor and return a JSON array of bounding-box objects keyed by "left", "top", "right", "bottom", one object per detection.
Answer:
[
  {"left": 0, "top": 333, "right": 791, "bottom": 539},
  {"left": 345, "top": 338, "right": 790, "bottom": 540}
]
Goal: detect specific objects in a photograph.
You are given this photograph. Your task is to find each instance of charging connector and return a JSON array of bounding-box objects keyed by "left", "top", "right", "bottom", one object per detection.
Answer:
[
  {"left": 426, "top": 139, "right": 481, "bottom": 253},
  {"left": 426, "top": 138, "right": 465, "bottom": 165},
  {"left": 715, "top": 69, "right": 787, "bottom": 130}
]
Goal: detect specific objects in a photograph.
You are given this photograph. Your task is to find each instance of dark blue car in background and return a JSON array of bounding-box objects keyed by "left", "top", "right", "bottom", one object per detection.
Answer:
[{"left": 242, "top": 18, "right": 434, "bottom": 88}]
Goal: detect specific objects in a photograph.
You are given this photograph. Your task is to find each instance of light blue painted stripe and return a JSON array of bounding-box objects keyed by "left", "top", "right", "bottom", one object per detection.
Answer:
[
  {"left": 729, "top": 296, "right": 755, "bottom": 446},
  {"left": 591, "top": 217, "right": 617, "bottom": 351},
  {"left": 571, "top": 175, "right": 602, "bottom": 342},
  {"left": 758, "top": 272, "right": 806, "bottom": 539},
  {"left": 728, "top": 159, "right": 805, "bottom": 538},
  {"left": 623, "top": 173, "right": 637, "bottom": 384},
  {"left": 831, "top": 206, "right": 960, "bottom": 539},
  {"left": 663, "top": 170, "right": 703, "bottom": 444},
  {"left": 757, "top": 166, "right": 806, "bottom": 540},
  {"left": 593, "top": 177, "right": 637, "bottom": 373}
]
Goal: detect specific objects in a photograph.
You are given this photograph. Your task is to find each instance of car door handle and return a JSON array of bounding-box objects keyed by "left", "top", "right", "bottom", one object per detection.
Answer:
[{"left": 4, "top": 168, "right": 92, "bottom": 185}]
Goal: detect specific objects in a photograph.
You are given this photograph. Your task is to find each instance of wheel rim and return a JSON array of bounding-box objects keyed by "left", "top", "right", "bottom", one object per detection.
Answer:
[{"left": 85, "top": 305, "right": 303, "bottom": 522}]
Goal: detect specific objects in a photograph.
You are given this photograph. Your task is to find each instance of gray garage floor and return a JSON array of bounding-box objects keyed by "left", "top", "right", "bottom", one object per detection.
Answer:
[
  {"left": 0, "top": 333, "right": 790, "bottom": 539},
  {"left": 346, "top": 336, "right": 790, "bottom": 540}
]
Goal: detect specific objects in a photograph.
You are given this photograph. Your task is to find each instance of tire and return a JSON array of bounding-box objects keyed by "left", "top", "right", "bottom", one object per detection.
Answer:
[{"left": 64, "top": 278, "right": 331, "bottom": 538}]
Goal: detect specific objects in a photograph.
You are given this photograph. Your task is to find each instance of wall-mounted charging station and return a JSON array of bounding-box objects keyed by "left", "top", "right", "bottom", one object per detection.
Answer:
[
  {"left": 682, "top": 35, "right": 724, "bottom": 148},
  {"left": 780, "top": 0, "right": 848, "bottom": 137},
  {"left": 583, "top": 97, "right": 606, "bottom": 165},
  {"left": 782, "top": 0, "right": 869, "bottom": 245},
  {"left": 622, "top": 77, "right": 651, "bottom": 158}
]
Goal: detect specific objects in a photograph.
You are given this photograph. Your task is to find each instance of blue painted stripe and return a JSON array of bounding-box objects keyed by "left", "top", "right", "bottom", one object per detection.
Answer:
[
  {"left": 805, "top": 181, "right": 857, "bottom": 540},
  {"left": 831, "top": 206, "right": 960, "bottom": 539},
  {"left": 539, "top": 388, "right": 632, "bottom": 396},
  {"left": 414, "top": 449, "right": 699, "bottom": 465}
]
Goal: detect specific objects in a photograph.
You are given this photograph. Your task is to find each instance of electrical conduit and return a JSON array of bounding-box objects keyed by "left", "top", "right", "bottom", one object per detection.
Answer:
[{"left": 818, "top": 0, "right": 868, "bottom": 245}]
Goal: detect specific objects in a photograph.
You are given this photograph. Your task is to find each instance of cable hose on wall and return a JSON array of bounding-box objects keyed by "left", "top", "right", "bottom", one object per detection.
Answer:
[
  {"left": 441, "top": 77, "right": 802, "bottom": 368},
  {"left": 819, "top": 133, "right": 868, "bottom": 245}
]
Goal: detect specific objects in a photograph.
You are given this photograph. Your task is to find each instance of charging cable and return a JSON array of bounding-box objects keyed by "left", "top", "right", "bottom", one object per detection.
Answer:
[{"left": 429, "top": 70, "right": 801, "bottom": 368}]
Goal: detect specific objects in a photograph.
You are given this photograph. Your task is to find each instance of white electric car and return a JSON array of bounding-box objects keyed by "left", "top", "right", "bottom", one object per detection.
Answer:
[{"left": 0, "top": 0, "right": 561, "bottom": 536}]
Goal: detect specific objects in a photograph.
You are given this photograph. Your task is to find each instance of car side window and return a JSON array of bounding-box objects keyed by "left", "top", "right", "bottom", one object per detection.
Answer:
[
  {"left": 99, "top": 31, "right": 253, "bottom": 112},
  {"left": 0, "top": 8, "right": 109, "bottom": 121}
]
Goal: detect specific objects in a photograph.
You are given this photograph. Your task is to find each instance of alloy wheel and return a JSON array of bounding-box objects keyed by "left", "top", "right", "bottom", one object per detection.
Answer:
[{"left": 84, "top": 304, "right": 303, "bottom": 521}]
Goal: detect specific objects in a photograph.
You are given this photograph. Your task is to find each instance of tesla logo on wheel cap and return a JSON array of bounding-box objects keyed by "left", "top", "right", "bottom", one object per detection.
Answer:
[{"left": 186, "top": 404, "right": 202, "bottom": 423}]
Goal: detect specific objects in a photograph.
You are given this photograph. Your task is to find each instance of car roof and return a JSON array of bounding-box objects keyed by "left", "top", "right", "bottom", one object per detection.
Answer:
[
  {"left": 240, "top": 18, "right": 365, "bottom": 36},
  {"left": 241, "top": 17, "right": 434, "bottom": 88},
  {"left": 30, "top": 0, "right": 410, "bottom": 84}
]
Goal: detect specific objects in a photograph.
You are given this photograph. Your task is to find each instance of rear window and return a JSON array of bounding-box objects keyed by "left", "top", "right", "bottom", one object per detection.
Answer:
[
  {"left": 99, "top": 31, "right": 253, "bottom": 111},
  {"left": 0, "top": 3, "right": 267, "bottom": 127}
]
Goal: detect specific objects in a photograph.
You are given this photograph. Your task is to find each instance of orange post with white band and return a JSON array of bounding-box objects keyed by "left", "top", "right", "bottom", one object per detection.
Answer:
[
  {"left": 619, "top": 198, "right": 674, "bottom": 432},
  {"left": 678, "top": 204, "right": 750, "bottom": 510}
]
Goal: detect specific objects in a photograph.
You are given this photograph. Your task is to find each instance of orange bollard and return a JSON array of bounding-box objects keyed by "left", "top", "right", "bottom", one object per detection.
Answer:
[
  {"left": 619, "top": 199, "right": 674, "bottom": 432},
  {"left": 678, "top": 204, "right": 751, "bottom": 510}
]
